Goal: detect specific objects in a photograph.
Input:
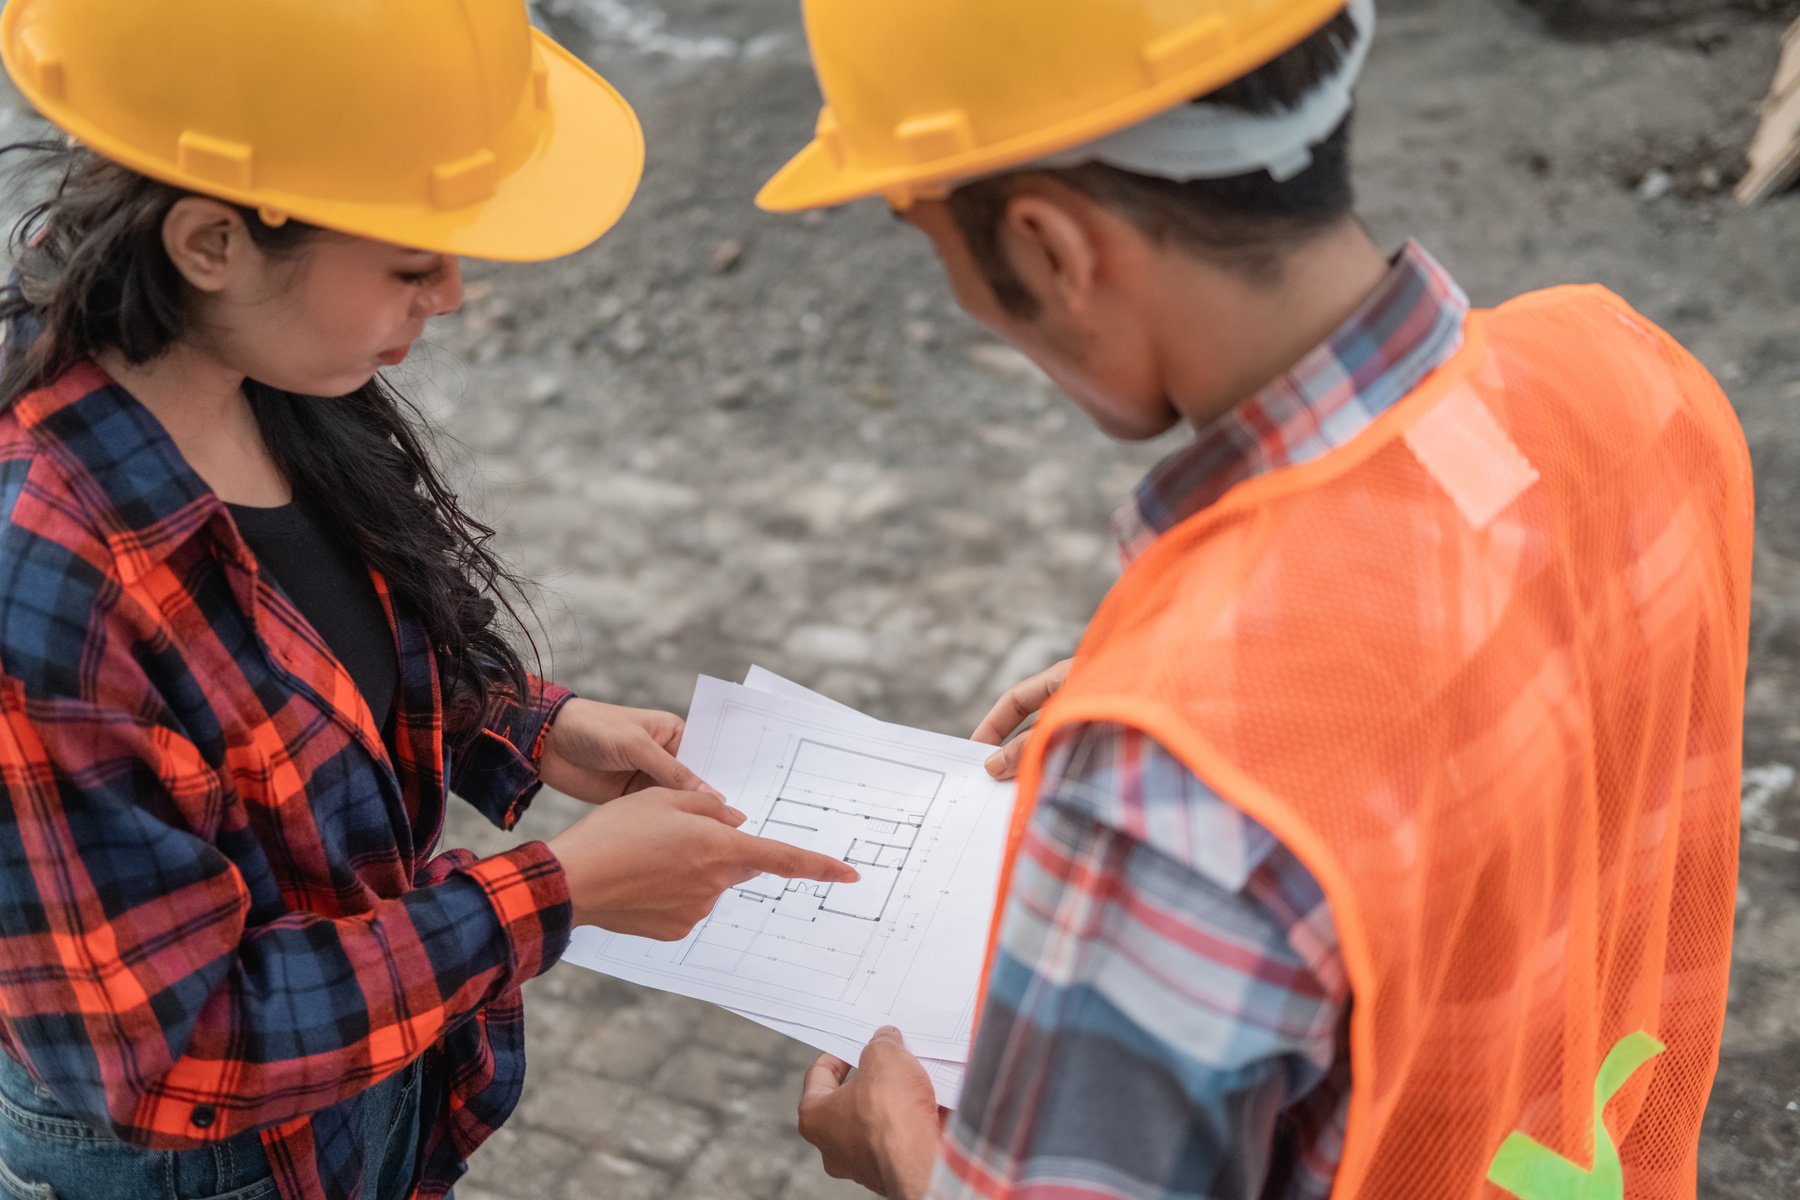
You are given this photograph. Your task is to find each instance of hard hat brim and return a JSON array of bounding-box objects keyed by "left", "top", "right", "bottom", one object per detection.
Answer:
[
  {"left": 756, "top": 0, "right": 1350, "bottom": 213},
  {"left": 2, "top": 18, "right": 644, "bottom": 262},
  {"left": 326, "top": 32, "right": 646, "bottom": 263},
  {"left": 757, "top": 138, "right": 858, "bottom": 213}
]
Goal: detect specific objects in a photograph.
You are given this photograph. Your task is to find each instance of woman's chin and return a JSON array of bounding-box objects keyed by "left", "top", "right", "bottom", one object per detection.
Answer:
[{"left": 258, "top": 371, "right": 379, "bottom": 398}]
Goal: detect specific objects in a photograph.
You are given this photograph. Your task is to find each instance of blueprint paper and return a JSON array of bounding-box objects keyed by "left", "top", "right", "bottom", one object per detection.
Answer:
[
  {"left": 741, "top": 665, "right": 870, "bottom": 717},
  {"left": 730, "top": 668, "right": 967, "bottom": 1106},
  {"left": 564, "top": 675, "right": 1014, "bottom": 1073},
  {"left": 728, "top": 666, "right": 885, "bottom": 1044}
]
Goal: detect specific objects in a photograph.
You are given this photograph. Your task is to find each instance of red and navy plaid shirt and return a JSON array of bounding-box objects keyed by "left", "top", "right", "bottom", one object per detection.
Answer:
[{"left": 0, "top": 362, "right": 574, "bottom": 1200}]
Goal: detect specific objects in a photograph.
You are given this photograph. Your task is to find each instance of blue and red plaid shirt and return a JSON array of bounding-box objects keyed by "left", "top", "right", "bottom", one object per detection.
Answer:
[
  {"left": 937, "top": 243, "right": 1469, "bottom": 1200},
  {"left": 0, "top": 362, "right": 575, "bottom": 1200}
]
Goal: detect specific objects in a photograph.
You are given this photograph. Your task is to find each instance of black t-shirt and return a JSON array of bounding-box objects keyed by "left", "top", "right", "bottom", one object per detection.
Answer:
[{"left": 228, "top": 501, "right": 398, "bottom": 732}]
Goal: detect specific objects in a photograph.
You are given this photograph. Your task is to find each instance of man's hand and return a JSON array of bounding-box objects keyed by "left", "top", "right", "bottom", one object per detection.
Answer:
[
  {"left": 546, "top": 789, "right": 859, "bottom": 938},
  {"left": 798, "top": 1028, "right": 943, "bottom": 1199},
  {"left": 972, "top": 657, "right": 1073, "bottom": 780},
  {"left": 540, "top": 697, "right": 717, "bottom": 804}
]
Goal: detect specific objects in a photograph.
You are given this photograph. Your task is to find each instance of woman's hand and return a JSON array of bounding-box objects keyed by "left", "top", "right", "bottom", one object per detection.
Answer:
[
  {"left": 540, "top": 697, "right": 717, "bottom": 804},
  {"left": 546, "top": 788, "right": 860, "bottom": 939},
  {"left": 971, "top": 657, "right": 1073, "bottom": 780}
]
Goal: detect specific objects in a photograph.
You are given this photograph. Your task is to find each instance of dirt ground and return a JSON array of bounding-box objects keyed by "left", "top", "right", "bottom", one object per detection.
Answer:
[{"left": 1, "top": 0, "right": 1797, "bottom": 1196}]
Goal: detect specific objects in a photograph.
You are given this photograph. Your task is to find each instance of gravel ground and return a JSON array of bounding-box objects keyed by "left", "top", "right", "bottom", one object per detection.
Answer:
[{"left": 1, "top": 0, "right": 1796, "bottom": 1196}]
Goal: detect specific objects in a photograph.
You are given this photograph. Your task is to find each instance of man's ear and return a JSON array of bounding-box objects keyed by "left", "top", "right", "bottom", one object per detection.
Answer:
[
  {"left": 995, "top": 189, "right": 1101, "bottom": 320},
  {"left": 161, "top": 197, "right": 250, "bottom": 294}
]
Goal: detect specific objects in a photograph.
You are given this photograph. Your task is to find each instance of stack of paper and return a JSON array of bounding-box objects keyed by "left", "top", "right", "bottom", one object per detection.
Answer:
[{"left": 563, "top": 668, "right": 1018, "bottom": 1108}]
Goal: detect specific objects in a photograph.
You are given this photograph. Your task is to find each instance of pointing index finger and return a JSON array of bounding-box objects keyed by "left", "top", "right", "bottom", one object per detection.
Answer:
[{"left": 734, "top": 830, "right": 860, "bottom": 884}]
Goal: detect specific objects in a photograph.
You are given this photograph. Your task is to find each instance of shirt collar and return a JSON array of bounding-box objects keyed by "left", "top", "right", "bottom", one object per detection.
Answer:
[
  {"left": 14, "top": 361, "right": 232, "bottom": 584},
  {"left": 1114, "top": 240, "right": 1469, "bottom": 562}
]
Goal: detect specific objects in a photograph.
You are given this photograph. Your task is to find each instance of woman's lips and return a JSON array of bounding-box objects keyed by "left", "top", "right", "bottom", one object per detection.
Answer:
[{"left": 376, "top": 345, "right": 411, "bottom": 366}]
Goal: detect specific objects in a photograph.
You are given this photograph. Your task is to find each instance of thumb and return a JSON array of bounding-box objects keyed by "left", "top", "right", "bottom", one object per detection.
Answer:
[
  {"left": 862, "top": 1025, "right": 923, "bottom": 1073},
  {"left": 664, "top": 788, "right": 748, "bottom": 827},
  {"left": 984, "top": 735, "right": 1028, "bottom": 781}
]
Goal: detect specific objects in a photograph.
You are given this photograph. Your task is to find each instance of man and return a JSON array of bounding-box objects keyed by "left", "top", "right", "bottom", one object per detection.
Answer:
[{"left": 760, "top": 1, "right": 1753, "bottom": 1198}]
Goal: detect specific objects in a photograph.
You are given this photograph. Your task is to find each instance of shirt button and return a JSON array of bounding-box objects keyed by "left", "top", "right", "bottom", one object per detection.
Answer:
[{"left": 191, "top": 1105, "right": 216, "bottom": 1129}]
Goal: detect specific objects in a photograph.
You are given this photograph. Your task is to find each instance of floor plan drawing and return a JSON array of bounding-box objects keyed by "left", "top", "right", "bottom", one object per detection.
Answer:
[
  {"left": 682, "top": 740, "right": 945, "bottom": 1001},
  {"left": 563, "top": 674, "right": 1015, "bottom": 1072}
]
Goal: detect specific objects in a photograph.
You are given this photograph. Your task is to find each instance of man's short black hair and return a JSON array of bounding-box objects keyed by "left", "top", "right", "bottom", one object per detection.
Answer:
[{"left": 945, "top": 10, "right": 1362, "bottom": 317}]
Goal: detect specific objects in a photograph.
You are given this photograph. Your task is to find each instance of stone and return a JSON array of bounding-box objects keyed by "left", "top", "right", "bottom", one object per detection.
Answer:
[
  {"left": 523, "top": 996, "right": 601, "bottom": 1067},
  {"left": 559, "top": 1152, "right": 673, "bottom": 1200},
  {"left": 669, "top": 1122, "right": 809, "bottom": 1200},
  {"left": 613, "top": 317, "right": 650, "bottom": 358},
  {"left": 690, "top": 1006, "right": 791, "bottom": 1059},
  {"left": 709, "top": 239, "right": 746, "bottom": 274},
  {"left": 710, "top": 375, "right": 755, "bottom": 409},
  {"left": 588, "top": 473, "right": 701, "bottom": 514},
  {"left": 652, "top": 1042, "right": 790, "bottom": 1119},
  {"left": 511, "top": 1069, "right": 632, "bottom": 1143},
  {"left": 785, "top": 623, "right": 876, "bottom": 666},
  {"left": 607, "top": 1090, "right": 718, "bottom": 1169},
  {"left": 461, "top": 1125, "right": 585, "bottom": 1199},
  {"left": 527, "top": 372, "right": 565, "bottom": 407},
  {"left": 778, "top": 1159, "right": 868, "bottom": 1200},
  {"left": 565, "top": 997, "right": 696, "bottom": 1083},
  {"left": 1516, "top": 0, "right": 1774, "bottom": 37},
  {"left": 1636, "top": 168, "right": 1675, "bottom": 202}
]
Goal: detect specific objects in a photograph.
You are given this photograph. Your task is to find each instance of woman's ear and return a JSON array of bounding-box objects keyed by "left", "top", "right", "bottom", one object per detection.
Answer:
[{"left": 161, "top": 197, "right": 249, "bottom": 294}]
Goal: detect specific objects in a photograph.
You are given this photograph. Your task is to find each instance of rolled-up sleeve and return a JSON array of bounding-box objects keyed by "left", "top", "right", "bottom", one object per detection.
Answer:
[{"left": 450, "top": 675, "right": 574, "bottom": 830}]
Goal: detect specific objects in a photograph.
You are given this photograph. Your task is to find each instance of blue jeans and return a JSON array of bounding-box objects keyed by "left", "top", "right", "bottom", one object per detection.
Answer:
[{"left": 0, "top": 1052, "right": 423, "bottom": 1200}]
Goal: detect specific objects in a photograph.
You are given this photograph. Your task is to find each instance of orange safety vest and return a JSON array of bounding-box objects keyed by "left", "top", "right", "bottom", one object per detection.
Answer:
[{"left": 988, "top": 287, "right": 1752, "bottom": 1199}]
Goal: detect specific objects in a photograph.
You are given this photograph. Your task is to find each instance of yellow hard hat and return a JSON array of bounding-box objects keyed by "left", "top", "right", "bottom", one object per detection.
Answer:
[
  {"left": 759, "top": 0, "right": 1348, "bottom": 212},
  {"left": 0, "top": 0, "right": 644, "bottom": 262}
]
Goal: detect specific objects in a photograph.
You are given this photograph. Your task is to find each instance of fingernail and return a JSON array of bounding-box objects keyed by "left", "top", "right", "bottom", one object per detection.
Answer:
[
  {"left": 874, "top": 1025, "right": 900, "bottom": 1039},
  {"left": 984, "top": 754, "right": 1004, "bottom": 778},
  {"left": 725, "top": 807, "right": 748, "bottom": 826},
  {"left": 705, "top": 784, "right": 727, "bottom": 800},
  {"left": 840, "top": 864, "right": 861, "bottom": 882}
]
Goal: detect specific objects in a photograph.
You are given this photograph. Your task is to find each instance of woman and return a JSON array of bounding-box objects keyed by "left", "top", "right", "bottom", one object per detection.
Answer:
[{"left": 0, "top": 2, "right": 853, "bottom": 1199}]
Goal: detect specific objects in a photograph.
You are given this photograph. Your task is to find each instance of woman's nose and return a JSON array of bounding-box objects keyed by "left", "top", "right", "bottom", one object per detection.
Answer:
[{"left": 421, "top": 259, "right": 465, "bottom": 318}]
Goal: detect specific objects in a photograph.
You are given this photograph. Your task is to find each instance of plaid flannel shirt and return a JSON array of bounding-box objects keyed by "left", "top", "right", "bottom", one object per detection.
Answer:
[
  {"left": 0, "top": 362, "right": 574, "bottom": 1200},
  {"left": 937, "top": 243, "right": 1470, "bottom": 1199}
]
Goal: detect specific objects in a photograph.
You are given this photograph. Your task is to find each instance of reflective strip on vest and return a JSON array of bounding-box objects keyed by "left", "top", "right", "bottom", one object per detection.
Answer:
[{"left": 1487, "top": 1031, "right": 1667, "bottom": 1200}]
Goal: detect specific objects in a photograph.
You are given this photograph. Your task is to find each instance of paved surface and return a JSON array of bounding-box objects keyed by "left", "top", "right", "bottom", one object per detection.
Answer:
[{"left": 4, "top": 0, "right": 1799, "bottom": 1196}]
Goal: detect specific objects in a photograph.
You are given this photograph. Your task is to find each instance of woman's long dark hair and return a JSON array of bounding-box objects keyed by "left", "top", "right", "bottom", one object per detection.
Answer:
[{"left": 0, "top": 141, "right": 534, "bottom": 742}]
